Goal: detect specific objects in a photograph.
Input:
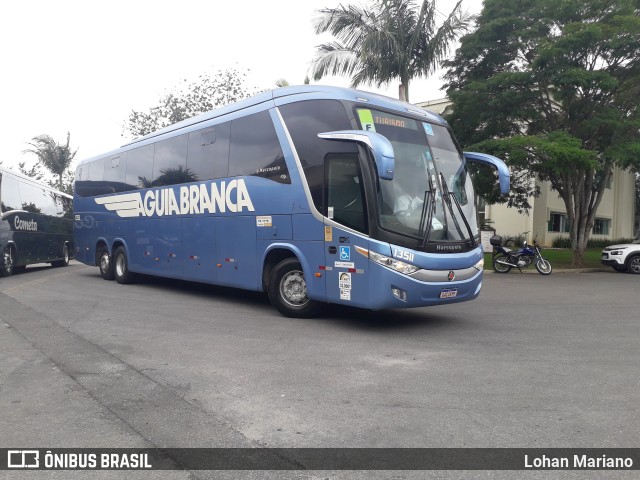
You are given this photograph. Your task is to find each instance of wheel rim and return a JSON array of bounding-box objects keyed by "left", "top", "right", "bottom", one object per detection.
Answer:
[
  {"left": 629, "top": 257, "right": 640, "bottom": 274},
  {"left": 100, "top": 253, "right": 110, "bottom": 274},
  {"left": 537, "top": 259, "right": 551, "bottom": 273},
  {"left": 115, "top": 254, "right": 125, "bottom": 277},
  {"left": 494, "top": 255, "right": 510, "bottom": 273},
  {"left": 279, "top": 270, "right": 309, "bottom": 307}
]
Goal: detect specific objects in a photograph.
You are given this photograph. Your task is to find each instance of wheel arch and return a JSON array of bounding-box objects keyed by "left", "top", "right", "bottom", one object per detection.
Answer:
[
  {"left": 625, "top": 253, "right": 640, "bottom": 274},
  {"left": 261, "top": 244, "right": 307, "bottom": 292},
  {"left": 261, "top": 245, "right": 304, "bottom": 292},
  {"left": 3, "top": 241, "right": 20, "bottom": 266}
]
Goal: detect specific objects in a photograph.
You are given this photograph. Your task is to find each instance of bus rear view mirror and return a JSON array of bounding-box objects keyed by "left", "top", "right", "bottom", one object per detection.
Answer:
[
  {"left": 463, "top": 151, "right": 510, "bottom": 195},
  {"left": 318, "top": 130, "right": 395, "bottom": 180}
]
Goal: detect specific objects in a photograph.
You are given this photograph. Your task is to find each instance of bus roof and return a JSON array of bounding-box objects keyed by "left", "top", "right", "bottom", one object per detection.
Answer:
[{"left": 78, "top": 85, "right": 447, "bottom": 167}]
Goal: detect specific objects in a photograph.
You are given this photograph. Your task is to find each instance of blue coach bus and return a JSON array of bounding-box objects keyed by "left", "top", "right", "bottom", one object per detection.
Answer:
[
  {"left": 73, "top": 86, "right": 509, "bottom": 317},
  {"left": 1, "top": 167, "right": 73, "bottom": 276}
]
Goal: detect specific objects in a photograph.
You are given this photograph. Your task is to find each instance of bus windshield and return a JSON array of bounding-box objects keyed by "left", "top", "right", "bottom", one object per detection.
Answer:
[{"left": 356, "top": 109, "right": 477, "bottom": 244}]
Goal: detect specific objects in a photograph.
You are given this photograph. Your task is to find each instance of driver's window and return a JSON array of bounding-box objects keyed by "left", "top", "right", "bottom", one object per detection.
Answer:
[{"left": 325, "top": 154, "right": 368, "bottom": 234}]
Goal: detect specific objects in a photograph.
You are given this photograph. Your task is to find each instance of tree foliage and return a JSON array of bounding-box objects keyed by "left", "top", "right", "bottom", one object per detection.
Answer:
[
  {"left": 310, "top": 0, "right": 470, "bottom": 101},
  {"left": 124, "top": 68, "right": 255, "bottom": 138},
  {"left": 22, "top": 132, "right": 77, "bottom": 193},
  {"left": 444, "top": 0, "right": 640, "bottom": 265}
]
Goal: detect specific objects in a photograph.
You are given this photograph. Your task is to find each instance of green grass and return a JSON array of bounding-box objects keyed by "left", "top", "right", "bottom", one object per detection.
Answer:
[{"left": 484, "top": 248, "right": 604, "bottom": 270}]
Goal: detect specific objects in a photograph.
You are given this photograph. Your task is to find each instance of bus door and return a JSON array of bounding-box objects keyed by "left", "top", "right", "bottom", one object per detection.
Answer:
[{"left": 323, "top": 153, "right": 371, "bottom": 308}]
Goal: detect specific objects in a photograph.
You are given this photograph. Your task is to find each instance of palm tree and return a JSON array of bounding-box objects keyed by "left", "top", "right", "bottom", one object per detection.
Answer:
[
  {"left": 310, "top": 0, "right": 470, "bottom": 102},
  {"left": 275, "top": 76, "right": 310, "bottom": 88},
  {"left": 23, "top": 132, "right": 78, "bottom": 190}
]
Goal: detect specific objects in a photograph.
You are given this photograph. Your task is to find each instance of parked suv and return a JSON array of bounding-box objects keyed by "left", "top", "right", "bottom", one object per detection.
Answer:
[{"left": 601, "top": 239, "right": 640, "bottom": 274}]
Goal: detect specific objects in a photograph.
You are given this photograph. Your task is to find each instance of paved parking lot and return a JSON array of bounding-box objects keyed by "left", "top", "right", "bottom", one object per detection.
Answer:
[{"left": 0, "top": 262, "right": 638, "bottom": 479}]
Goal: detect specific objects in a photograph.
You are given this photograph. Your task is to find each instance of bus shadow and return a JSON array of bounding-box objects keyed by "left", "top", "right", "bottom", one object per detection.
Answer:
[
  {"left": 82, "top": 271, "right": 461, "bottom": 333},
  {"left": 318, "top": 304, "right": 457, "bottom": 332}
]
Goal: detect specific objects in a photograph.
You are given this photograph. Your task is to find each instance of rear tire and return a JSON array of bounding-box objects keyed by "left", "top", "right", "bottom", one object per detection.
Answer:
[
  {"left": 52, "top": 244, "right": 70, "bottom": 267},
  {"left": 492, "top": 253, "right": 512, "bottom": 273},
  {"left": 98, "top": 246, "right": 115, "bottom": 280},
  {"left": 268, "top": 258, "right": 322, "bottom": 318},
  {"left": 113, "top": 246, "right": 135, "bottom": 284},
  {"left": 626, "top": 255, "right": 640, "bottom": 275},
  {"left": 0, "top": 246, "right": 15, "bottom": 277}
]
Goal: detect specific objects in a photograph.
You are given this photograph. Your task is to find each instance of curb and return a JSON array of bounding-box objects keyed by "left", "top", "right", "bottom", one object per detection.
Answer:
[{"left": 484, "top": 268, "right": 610, "bottom": 274}]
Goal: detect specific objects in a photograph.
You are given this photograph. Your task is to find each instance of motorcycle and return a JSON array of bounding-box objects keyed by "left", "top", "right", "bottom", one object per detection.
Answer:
[{"left": 490, "top": 235, "right": 552, "bottom": 275}]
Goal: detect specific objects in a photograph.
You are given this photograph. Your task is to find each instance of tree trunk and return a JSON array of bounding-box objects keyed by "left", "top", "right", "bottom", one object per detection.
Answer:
[{"left": 399, "top": 83, "right": 409, "bottom": 102}]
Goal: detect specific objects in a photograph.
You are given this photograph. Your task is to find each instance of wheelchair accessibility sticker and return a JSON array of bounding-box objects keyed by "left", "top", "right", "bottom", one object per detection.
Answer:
[{"left": 339, "top": 246, "right": 350, "bottom": 261}]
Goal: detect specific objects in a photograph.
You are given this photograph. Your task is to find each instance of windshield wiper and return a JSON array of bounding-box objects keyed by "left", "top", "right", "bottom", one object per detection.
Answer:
[
  {"left": 439, "top": 172, "right": 477, "bottom": 247},
  {"left": 417, "top": 176, "right": 436, "bottom": 248}
]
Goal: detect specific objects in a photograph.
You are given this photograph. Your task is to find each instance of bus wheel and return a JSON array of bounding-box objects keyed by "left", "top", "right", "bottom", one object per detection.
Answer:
[
  {"left": 98, "top": 247, "right": 115, "bottom": 280},
  {"left": 113, "top": 246, "right": 134, "bottom": 284},
  {"left": 268, "top": 258, "right": 321, "bottom": 318},
  {"left": 0, "top": 246, "right": 14, "bottom": 277},
  {"left": 52, "top": 244, "right": 70, "bottom": 267}
]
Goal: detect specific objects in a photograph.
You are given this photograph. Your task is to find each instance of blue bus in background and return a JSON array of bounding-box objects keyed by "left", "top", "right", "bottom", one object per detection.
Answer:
[{"left": 73, "top": 86, "right": 509, "bottom": 317}]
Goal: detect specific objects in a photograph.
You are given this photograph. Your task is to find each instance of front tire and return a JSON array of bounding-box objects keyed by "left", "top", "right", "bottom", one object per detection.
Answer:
[
  {"left": 626, "top": 255, "right": 640, "bottom": 275},
  {"left": 492, "top": 253, "right": 512, "bottom": 273},
  {"left": 113, "top": 246, "right": 135, "bottom": 284},
  {"left": 535, "top": 258, "right": 552, "bottom": 275},
  {"left": 268, "top": 258, "right": 321, "bottom": 318}
]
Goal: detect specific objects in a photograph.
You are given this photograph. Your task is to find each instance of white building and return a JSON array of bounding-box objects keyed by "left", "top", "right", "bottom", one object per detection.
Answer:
[{"left": 418, "top": 98, "right": 637, "bottom": 245}]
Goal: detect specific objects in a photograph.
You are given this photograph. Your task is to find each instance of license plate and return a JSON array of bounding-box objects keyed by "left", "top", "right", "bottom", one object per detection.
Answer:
[{"left": 440, "top": 288, "right": 458, "bottom": 299}]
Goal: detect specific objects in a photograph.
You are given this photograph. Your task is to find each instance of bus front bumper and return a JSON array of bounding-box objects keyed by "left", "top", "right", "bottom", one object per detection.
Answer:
[{"left": 366, "top": 262, "right": 483, "bottom": 310}]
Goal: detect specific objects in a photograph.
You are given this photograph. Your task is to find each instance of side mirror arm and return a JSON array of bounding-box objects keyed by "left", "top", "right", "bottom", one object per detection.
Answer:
[
  {"left": 318, "top": 130, "right": 395, "bottom": 180},
  {"left": 463, "top": 151, "right": 510, "bottom": 195}
]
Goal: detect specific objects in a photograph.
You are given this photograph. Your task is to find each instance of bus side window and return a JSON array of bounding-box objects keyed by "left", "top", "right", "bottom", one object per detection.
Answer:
[
  {"left": 152, "top": 134, "right": 189, "bottom": 186},
  {"left": 1, "top": 175, "right": 21, "bottom": 212},
  {"left": 19, "top": 183, "right": 57, "bottom": 215},
  {"left": 187, "top": 123, "right": 230, "bottom": 181},
  {"left": 103, "top": 154, "right": 128, "bottom": 193},
  {"left": 125, "top": 144, "right": 154, "bottom": 189},
  {"left": 325, "top": 154, "right": 368, "bottom": 234},
  {"left": 229, "top": 111, "right": 290, "bottom": 184}
]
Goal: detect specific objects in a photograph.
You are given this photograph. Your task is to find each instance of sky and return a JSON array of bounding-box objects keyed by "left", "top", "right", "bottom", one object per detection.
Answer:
[{"left": 0, "top": 0, "right": 483, "bottom": 174}]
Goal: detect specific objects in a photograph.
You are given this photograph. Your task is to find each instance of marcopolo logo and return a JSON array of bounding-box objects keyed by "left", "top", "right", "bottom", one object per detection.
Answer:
[
  {"left": 95, "top": 179, "right": 255, "bottom": 218},
  {"left": 14, "top": 216, "right": 38, "bottom": 232}
]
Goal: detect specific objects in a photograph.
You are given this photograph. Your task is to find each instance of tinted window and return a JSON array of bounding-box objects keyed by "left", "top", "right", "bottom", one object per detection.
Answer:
[
  {"left": 326, "top": 154, "right": 368, "bottom": 233},
  {"left": 75, "top": 157, "right": 116, "bottom": 197},
  {"left": 187, "top": 123, "right": 230, "bottom": 181},
  {"left": 19, "top": 183, "right": 58, "bottom": 215},
  {"left": 279, "top": 100, "right": 355, "bottom": 211},
  {"left": 229, "top": 111, "right": 290, "bottom": 184},
  {"left": 152, "top": 134, "right": 189, "bottom": 186},
  {"left": 125, "top": 144, "right": 154, "bottom": 189},
  {"left": 103, "top": 154, "right": 129, "bottom": 193},
  {"left": 1, "top": 175, "right": 21, "bottom": 212}
]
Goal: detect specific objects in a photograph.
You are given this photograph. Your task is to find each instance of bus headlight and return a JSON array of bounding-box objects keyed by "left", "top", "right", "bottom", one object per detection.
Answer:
[
  {"left": 356, "top": 246, "right": 419, "bottom": 275},
  {"left": 473, "top": 257, "right": 484, "bottom": 271}
]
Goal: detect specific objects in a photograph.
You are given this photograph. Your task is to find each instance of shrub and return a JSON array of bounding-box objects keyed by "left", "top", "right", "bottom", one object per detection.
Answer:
[{"left": 552, "top": 236, "right": 635, "bottom": 249}]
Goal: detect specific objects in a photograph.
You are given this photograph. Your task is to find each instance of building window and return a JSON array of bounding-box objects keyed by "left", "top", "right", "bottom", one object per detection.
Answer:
[
  {"left": 593, "top": 218, "right": 610, "bottom": 235},
  {"left": 548, "top": 212, "right": 570, "bottom": 232}
]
